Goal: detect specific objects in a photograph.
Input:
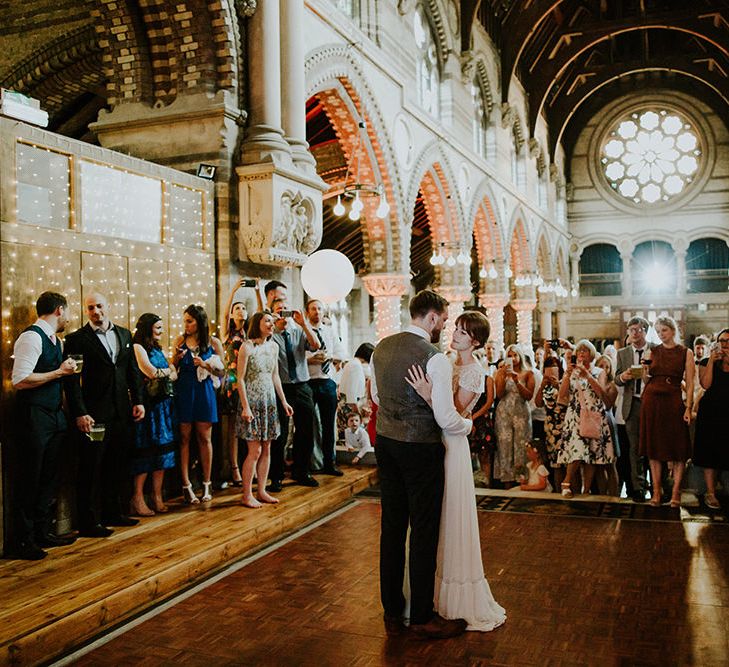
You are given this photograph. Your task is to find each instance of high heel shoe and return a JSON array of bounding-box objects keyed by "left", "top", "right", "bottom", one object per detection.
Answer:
[
  {"left": 183, "top": 484, "right": 200, "bottom": 505},
  {"left": 201, "top": 481, "right": 213, "bottom": 502}
]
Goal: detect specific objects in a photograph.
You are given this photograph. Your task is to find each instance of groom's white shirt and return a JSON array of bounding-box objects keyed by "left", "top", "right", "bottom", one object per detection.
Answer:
[{"left": 371, "top": 324, "right": 472, "bottom": 437}]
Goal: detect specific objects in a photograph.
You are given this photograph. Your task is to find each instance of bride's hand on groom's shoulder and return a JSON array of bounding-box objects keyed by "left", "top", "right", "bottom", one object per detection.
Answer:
[{"left": 405, "top": 364, "right": 432, "bottom": 402}]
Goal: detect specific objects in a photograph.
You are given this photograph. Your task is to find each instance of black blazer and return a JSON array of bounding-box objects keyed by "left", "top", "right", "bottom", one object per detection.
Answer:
[{"left": 64, "top": 322, "right": 144, "bottom": 423}]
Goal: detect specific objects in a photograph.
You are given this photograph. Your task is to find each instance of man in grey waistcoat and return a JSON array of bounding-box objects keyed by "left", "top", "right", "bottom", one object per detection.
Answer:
[{"left": 370, "top": 289, "right": 472, "bottom": 640}]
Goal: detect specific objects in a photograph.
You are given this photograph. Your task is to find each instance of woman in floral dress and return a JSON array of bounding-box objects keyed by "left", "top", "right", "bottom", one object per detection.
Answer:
[
  {"left": 557, "top": 339, "right": 615, "bottom": 497},
  {"left": 534, "top": 355, "right": 565, "bottom": 491},
  {"left": 236, "top": 312, "right": 293, "bottom": 508}
]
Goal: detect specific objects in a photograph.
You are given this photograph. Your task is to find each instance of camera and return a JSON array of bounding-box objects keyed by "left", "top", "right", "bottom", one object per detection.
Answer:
[
  {"left": 278, "top": 310, "right": 294, "bottom": 318},
  {"left": 571, "top": 354, "right": 577, "bottom": 364},
  {"left": 240, "top": 278, "right": 256, "bottom": 288},
  {"left": 548, "top": 339, "right": 560, "bottom": 348}
]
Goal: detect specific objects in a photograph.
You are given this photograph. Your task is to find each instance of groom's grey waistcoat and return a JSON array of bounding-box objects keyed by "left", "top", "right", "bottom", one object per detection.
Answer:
[{"left": 373, "top": 332, "right": 441, "bottom": 443}]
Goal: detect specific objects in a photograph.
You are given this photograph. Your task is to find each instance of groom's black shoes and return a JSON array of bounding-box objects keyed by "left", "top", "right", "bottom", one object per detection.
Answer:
[
  {"left": 410, "top": 614, "right": 468, "bottom": 640},
  {"left": 383, "top": 614, "right": 407, "bottom": 636}
]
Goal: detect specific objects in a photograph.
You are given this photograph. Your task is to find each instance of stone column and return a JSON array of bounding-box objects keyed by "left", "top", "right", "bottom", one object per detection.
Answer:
[
  {"left": 362, "top": 273, "right": 410, "bottom": 341},
  {"left": 280, "top": 0, "right": 317, "bottom": 172},
  {"left": 479, "top": 293, "right": 509, "bottom": 351},
  {"left": 240, "top": 0, "right": 291, "bottom": 165},
  {"left": 620, "top": 251, "right": 633, "bottom": 298},
  {"left": 556, "top": 310, "right": 568, "bottom": 338},
  {"left": 512, "top": 300, "right": 537, "bottom": 348},
  {"left": 538, "top": 291, "right": 557, "bottom": 341},
  {"left": 673, "top": 242, "right": 688, "bottom": 298}
]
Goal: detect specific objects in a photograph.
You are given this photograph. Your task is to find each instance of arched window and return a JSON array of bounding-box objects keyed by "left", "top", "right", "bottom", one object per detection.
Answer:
[
  {"left": 632, "top": 241, "right": 677, "bottom": 296},
  {"left": 511, "top": 126, "right": 526, "bottom": 190},
  {"left": 579, "top": 244, "right": 623, "bottom": 296},
  {"left": 686, "top": 238, "right": 729, "bottom": 293},
  {"left": 414, "top": 5, "right": 440, "bottom": 117}
]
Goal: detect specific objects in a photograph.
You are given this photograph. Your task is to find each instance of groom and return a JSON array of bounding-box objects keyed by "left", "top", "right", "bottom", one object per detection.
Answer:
[{"left": 370, "top": 289, "right": 472, "bottom": 639}]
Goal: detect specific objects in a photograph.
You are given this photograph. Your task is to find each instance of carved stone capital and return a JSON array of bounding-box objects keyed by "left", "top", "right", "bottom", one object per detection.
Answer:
[
  {"left": 439, "top": 284, "right": 472, "bottom": 304},
  {"left": 500, "top": 103, "right": 515, "bottom": 129},
  {"left": 460, "top": 51, "right": 476, "bottom": 83},
  {"left": 398, "top": 0, "right": 416, "bottom": 15},
  {"left": 510, "top": 299, "right": 537, "bottom": 312},
  {"left": 479, "top": 293, "right": 510, "bottom": 310},
  {"left": 237, "top": 162, "right": 326, "bottom": 266},
  {"left": 529, "top": 137, "right": 541, "bottom": 159},
  {"left": 235, "top": 0, "right": 257, "bottom": 18},
  {"left": 362, "top": 273, "right": 410, "bottom": 298}
]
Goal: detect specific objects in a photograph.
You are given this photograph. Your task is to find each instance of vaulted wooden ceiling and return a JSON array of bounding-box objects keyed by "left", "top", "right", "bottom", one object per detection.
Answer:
[{"left": 465, "top": 0, "right": 729, "bottom": 159}]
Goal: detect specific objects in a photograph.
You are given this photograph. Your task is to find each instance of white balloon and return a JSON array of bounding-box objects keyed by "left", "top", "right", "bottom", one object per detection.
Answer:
[{"left": 301, "top": 250, "right": 355, "bottom": 304}]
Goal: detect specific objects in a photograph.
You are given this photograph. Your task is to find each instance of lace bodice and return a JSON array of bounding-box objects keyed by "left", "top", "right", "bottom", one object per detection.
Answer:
[{"left": 452, "top": 361, "right": 486, "bottom": 414}]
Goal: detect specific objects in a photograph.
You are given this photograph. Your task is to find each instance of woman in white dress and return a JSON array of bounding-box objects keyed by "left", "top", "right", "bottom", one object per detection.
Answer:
[{"left": 407, "top": 311, "right": 506, "bottom": 632}]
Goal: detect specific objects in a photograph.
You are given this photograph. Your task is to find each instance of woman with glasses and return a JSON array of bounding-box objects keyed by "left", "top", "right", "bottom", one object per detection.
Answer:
[{"left": 693, "top": 328, "right": 729, "bottom": 510}]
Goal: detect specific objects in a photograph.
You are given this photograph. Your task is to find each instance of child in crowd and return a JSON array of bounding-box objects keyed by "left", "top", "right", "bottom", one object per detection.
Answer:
[
  {"left": 344, "top": 412, "right": 374, "bottom": 463},
  {"left": 519, "top": 441, "right": 553, "bottom": 493}
]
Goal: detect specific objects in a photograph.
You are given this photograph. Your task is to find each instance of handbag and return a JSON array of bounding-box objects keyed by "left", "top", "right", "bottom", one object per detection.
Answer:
[
  {"left": 577, "top": 385, "right": 602, "bottom": 440},
  {"left": 146, "top": 372, "right": 174, "bottom": 402}
]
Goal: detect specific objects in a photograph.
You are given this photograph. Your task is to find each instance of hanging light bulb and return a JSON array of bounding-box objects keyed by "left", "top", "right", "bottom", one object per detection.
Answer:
[
  {"left": 375, "top": 192, "right": 390, "bottom": 219},
  {"left": 348, "top": 207, "right": 360, "bottom": 221},
  {"left": 333, "top": 195, "right": 345, "bottom": 217},
  {"left": 524, "top": 274, "right": 532, "bottom": 285},
  {"left": 570, "top": 287, "right": 578, "bottom": 297},
  {"left": 446, "top": 255, "right": 456, "bottom": 267},
  {"left": 534, "top": 275, "right": 543, "bottom": 286},
  {"left": 351, "top": 193, "right": 363, "bottom": 213},
  {"left": 456, "top": 252, "right": 467, "bottom": 264},
  {"left": 505, "top": 266, "right": 513, "bottom": 278},
  {"left": 488, "top": 264, "right": 498, "bottom": 279},
  {"left": 429, "top": 251, "right": 439, "bottom": 266},
  {"left": 479, "top": 267, "right": 488, "bottom": 279}
]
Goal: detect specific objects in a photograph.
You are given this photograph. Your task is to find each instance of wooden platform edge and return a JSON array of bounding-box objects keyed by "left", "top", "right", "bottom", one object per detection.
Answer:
[{"left": 3, "top": 469, "right": 378, "bottom": 667}]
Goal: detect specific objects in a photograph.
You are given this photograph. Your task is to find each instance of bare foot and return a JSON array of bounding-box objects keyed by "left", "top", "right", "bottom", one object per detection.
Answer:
[
  {"left": 152, "top": 499, "right": 169, "bottom": 513},
  {"left": 242, "top": 497, "right": 262, "bottom": 509},
  {"left": 257, "top": 491, "right": 280, "bottom": 504},
  {"left": 130, "top": 500, "right": 155, "bottom": 517}
]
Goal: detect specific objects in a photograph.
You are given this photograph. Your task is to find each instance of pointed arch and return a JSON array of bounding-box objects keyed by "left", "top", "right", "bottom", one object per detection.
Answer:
[
  {"left": 467, "top": 179, "right": 505, "bottom": 267},
  {"left": 506, "top": 209, "right": 533, "bottom": 273},
  {"left": 535, "top": 228, "right": 554, "bottom": 280}
]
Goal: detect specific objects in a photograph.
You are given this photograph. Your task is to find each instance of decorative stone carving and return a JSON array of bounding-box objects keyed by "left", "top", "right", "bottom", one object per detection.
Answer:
[
  {"left": 500, "top": 102, "right": 515, "bottom": 129},
  {"left": 529, "top": 137, "right": 541, "bottom": 159},
  {"left": 398, "top": 0, "right": 417, "bottom": 16},
  {"left": 235, "top": 0, "right": 257, "bottom": 18},
  {"left": 237, "top": 162, "right": 326, "bottom": 266},
  {"left": 362, "top": 273, "right": 410, "bottom": 297},
  {"left": 460, "top": 51, "right": 476, "bottom": 83}
]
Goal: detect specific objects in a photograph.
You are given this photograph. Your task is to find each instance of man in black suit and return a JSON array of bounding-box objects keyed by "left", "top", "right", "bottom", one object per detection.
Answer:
[{"left": 64, "top": 292, "right": 145, "bottom": 537}]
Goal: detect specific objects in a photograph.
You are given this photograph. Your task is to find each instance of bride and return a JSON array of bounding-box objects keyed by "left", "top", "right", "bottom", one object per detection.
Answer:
[{"left": 406, "top": 310, "right": 506, "bottom": 632}]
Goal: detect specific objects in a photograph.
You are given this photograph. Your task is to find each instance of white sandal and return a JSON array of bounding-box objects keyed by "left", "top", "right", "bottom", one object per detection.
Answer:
[
  {"left": 183, "top": 483, "right": 200, "bottom": 504},
  {"left": 201, "top": 481, "right": 213, "bottom": 502},
  {"left": 561, "top": 483, "right": 573, "bottom": 499}
]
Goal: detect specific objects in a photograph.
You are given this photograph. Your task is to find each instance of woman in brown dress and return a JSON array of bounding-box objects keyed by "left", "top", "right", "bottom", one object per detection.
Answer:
[{"left": 639, "top": 316, "right": 695, "bottom": 508}]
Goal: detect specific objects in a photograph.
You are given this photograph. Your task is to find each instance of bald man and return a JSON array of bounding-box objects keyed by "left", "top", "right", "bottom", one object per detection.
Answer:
[{"left": 64, "top": 292, "right": 145, "bottom": 537}]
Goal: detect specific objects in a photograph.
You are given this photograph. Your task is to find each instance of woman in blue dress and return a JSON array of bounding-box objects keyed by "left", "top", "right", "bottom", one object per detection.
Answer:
[
  {"left": 131, "top": 313, "right": 177, "bottom": 517},
  {"left": 173, "top": 305, "right": 225, "bottom": 504}
]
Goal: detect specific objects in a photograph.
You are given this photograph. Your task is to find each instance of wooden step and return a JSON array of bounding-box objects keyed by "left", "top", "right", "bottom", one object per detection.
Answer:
[{"left": 0, "top": 466, "right": 378, "bottom": 666}]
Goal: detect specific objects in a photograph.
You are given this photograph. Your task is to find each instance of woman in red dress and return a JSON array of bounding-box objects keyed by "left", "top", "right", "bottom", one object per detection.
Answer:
[{"left": 639, "top": 316, "right": 695, "bottom": 508}]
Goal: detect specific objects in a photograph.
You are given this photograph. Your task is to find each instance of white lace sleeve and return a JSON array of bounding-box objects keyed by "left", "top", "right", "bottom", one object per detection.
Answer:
[{"left": 457, "top": 363, "right": 485, "bottom": 395}]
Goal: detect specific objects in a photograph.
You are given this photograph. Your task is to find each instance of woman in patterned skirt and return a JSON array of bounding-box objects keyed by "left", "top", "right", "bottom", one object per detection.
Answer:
[{"left": 236, "top": 312, "right": 293, "bottom": 508}]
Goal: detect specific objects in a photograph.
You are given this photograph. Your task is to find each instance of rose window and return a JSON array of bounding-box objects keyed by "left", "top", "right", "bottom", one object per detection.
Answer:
[{"left": 601, "top": 109, "right": 701, "bottom": 204}]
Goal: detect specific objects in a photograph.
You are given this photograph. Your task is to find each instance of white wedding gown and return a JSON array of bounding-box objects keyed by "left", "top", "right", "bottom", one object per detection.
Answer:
[{"left": 434, "top": 361, "right": 506, "bottom": 632}]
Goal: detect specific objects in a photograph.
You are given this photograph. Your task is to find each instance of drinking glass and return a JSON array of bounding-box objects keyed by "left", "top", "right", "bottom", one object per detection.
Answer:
[
  {"left": 69, "top": 354, "right": 83, "bottom": 374},
  {"left": 88, "top": 423, "right": 106, "bottom": 442}
]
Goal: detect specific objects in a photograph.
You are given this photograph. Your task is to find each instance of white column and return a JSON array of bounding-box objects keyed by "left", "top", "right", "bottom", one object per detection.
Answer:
[
  {"left": 621, "top": 252, "right": 633, "bottom": 298},
  {"left": 512, "top": 300, "right": 537, "bottom": 348},
  {"left": 362, "top": 274, "right": 410, "bottom": 341},
  {"left": 240, "top": 0, "right": 291, "bottom": 165},
  {"left": 675, "top": 248, "right": 687, "bottom": 298},
  {"left": 556, "top": 310, "right": 568, "bottom": 338},
  {"left": 539, "top": 308, "right": 553, "bottom": 340},
  {"left": 280, "top": 0, "right": 316, "bottom": 171},
  {"left": 479, "top": 293, "right": 509, "bottom": 351}
]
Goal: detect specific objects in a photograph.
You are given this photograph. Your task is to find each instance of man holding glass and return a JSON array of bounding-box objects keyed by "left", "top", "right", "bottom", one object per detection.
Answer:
[
  {"left": 65, "top": 292, "right": 145, "bottom": 537},
  {"left": 12, "top": 292, "right": 78, "bottom": 560}
]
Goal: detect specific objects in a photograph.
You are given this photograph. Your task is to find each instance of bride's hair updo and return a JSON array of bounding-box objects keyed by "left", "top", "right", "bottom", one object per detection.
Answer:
[{"left": 455, "top": 311, "right": 490, "bottom": 349}]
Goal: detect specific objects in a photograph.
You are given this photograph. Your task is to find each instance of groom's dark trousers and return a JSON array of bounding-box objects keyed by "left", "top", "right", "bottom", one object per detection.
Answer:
[{"left": 376, "top": 434, "right": 445, "bottom": 625}]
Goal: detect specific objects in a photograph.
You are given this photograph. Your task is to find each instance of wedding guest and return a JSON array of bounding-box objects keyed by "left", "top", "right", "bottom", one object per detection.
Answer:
[
  {"left": 640, "top": 316, "right": 695, "bottom": 508},
  {"left": 534, "top": 356, "right": 566, "bottom": 490},
  {"left": 519, "top": 441, "right": 552, "bottom": 492},
  {"left": 595, "top": 354, "right": 620, "bottom": 496},
  {"left": 693, "top": 329, "right": 729, "bottom": 510},
  {"left": 525, "top": 349, "right": 545, "bottom": 441},
  {"left": 270, "top": 298, "right": 321, "bottom": 488},
  {"left": 130, "top": 314, "right": 177, "bottom": 517},
  {"left": 337, "top": 342, "right": 375, "bottom": 435},
  {"left": 236, "top": 312, "right": 293, "bottom": 508},
  {"left": 263, "top": 280, "right": 287, "bottom": 311},
  {"left": 494, "top": 344, "right": 534, "bottom": 487},
  {"left": 690, "top": 335, "right": 709, "bottom": 424},
  {"left": 557, "top": 340, "right": 615, "bottom": 497},
  {"left": 468, "top": 366, "right": 496, "bottom": 485},
  {"left": 483, "top": 340, "right": 502, "bottom": 377},
  {"left": 344, "top": 412, "right": 374, "bottom": 463},
  {"left": 172, "top": 304, "right": 225, "bottom": 504},
  {"left": 306, "top": 299, "right": 347, "bottom": 476},
  {"left": 615, "top": 317, "right": 652, "bottom": 502},
  {"left": 65, "top": 292, "right": 145, "bottom": 536},
  {"left": 12, "top": 291, "right": 77, "bottom": 559},
  {"left": 221, "top": 281, "right": 249, "bottom": 487}
]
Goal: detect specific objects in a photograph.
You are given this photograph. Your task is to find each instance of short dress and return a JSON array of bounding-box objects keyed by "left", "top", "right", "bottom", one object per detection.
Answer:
[
  {"left": 175, "top": 343, "right": 218, "bottom": 423},
  {"left": 235, "top": 340, "right": 280, "bottom": 441},
  {"left": 132, "top": 346, "right": 177, "bottom": 475}
]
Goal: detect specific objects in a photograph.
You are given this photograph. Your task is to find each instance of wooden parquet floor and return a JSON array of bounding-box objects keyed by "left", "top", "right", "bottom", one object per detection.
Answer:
[
  {"left": 0, "top": 467, "right": 378, "bottom": 667},
  {"left": 72, "top": 499, "right": 729, "bottom": 667}
]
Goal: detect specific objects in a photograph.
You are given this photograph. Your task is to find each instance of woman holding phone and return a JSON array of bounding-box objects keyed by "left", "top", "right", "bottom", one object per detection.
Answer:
[
  {"left": 494, "top": 345, "right": 534, "bottom": 487},
  {"left": 535, "top": 356, "right": 566, "bottom": 490}
]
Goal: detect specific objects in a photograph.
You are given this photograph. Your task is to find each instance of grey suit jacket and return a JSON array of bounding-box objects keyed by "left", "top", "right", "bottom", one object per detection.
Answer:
[{"left": 614, "top": 343, "right": 654, "bottom": 421}]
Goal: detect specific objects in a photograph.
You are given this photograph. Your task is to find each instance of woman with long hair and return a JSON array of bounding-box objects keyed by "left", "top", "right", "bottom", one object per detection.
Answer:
[
  {"left": 173, "top": 305, "right": 225, "bottom": 504},
  {"left": 595, "top": 354, "right": 620, "bottom": 496},
  {"left": 236, "top": 312, "right": 293, "bottom": 508},
  {"left": 640, "top": 316, "right": 695, "bottom": 507},
  {"left": 130, "top": 313, "right": 177, "bottom": 516}
]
